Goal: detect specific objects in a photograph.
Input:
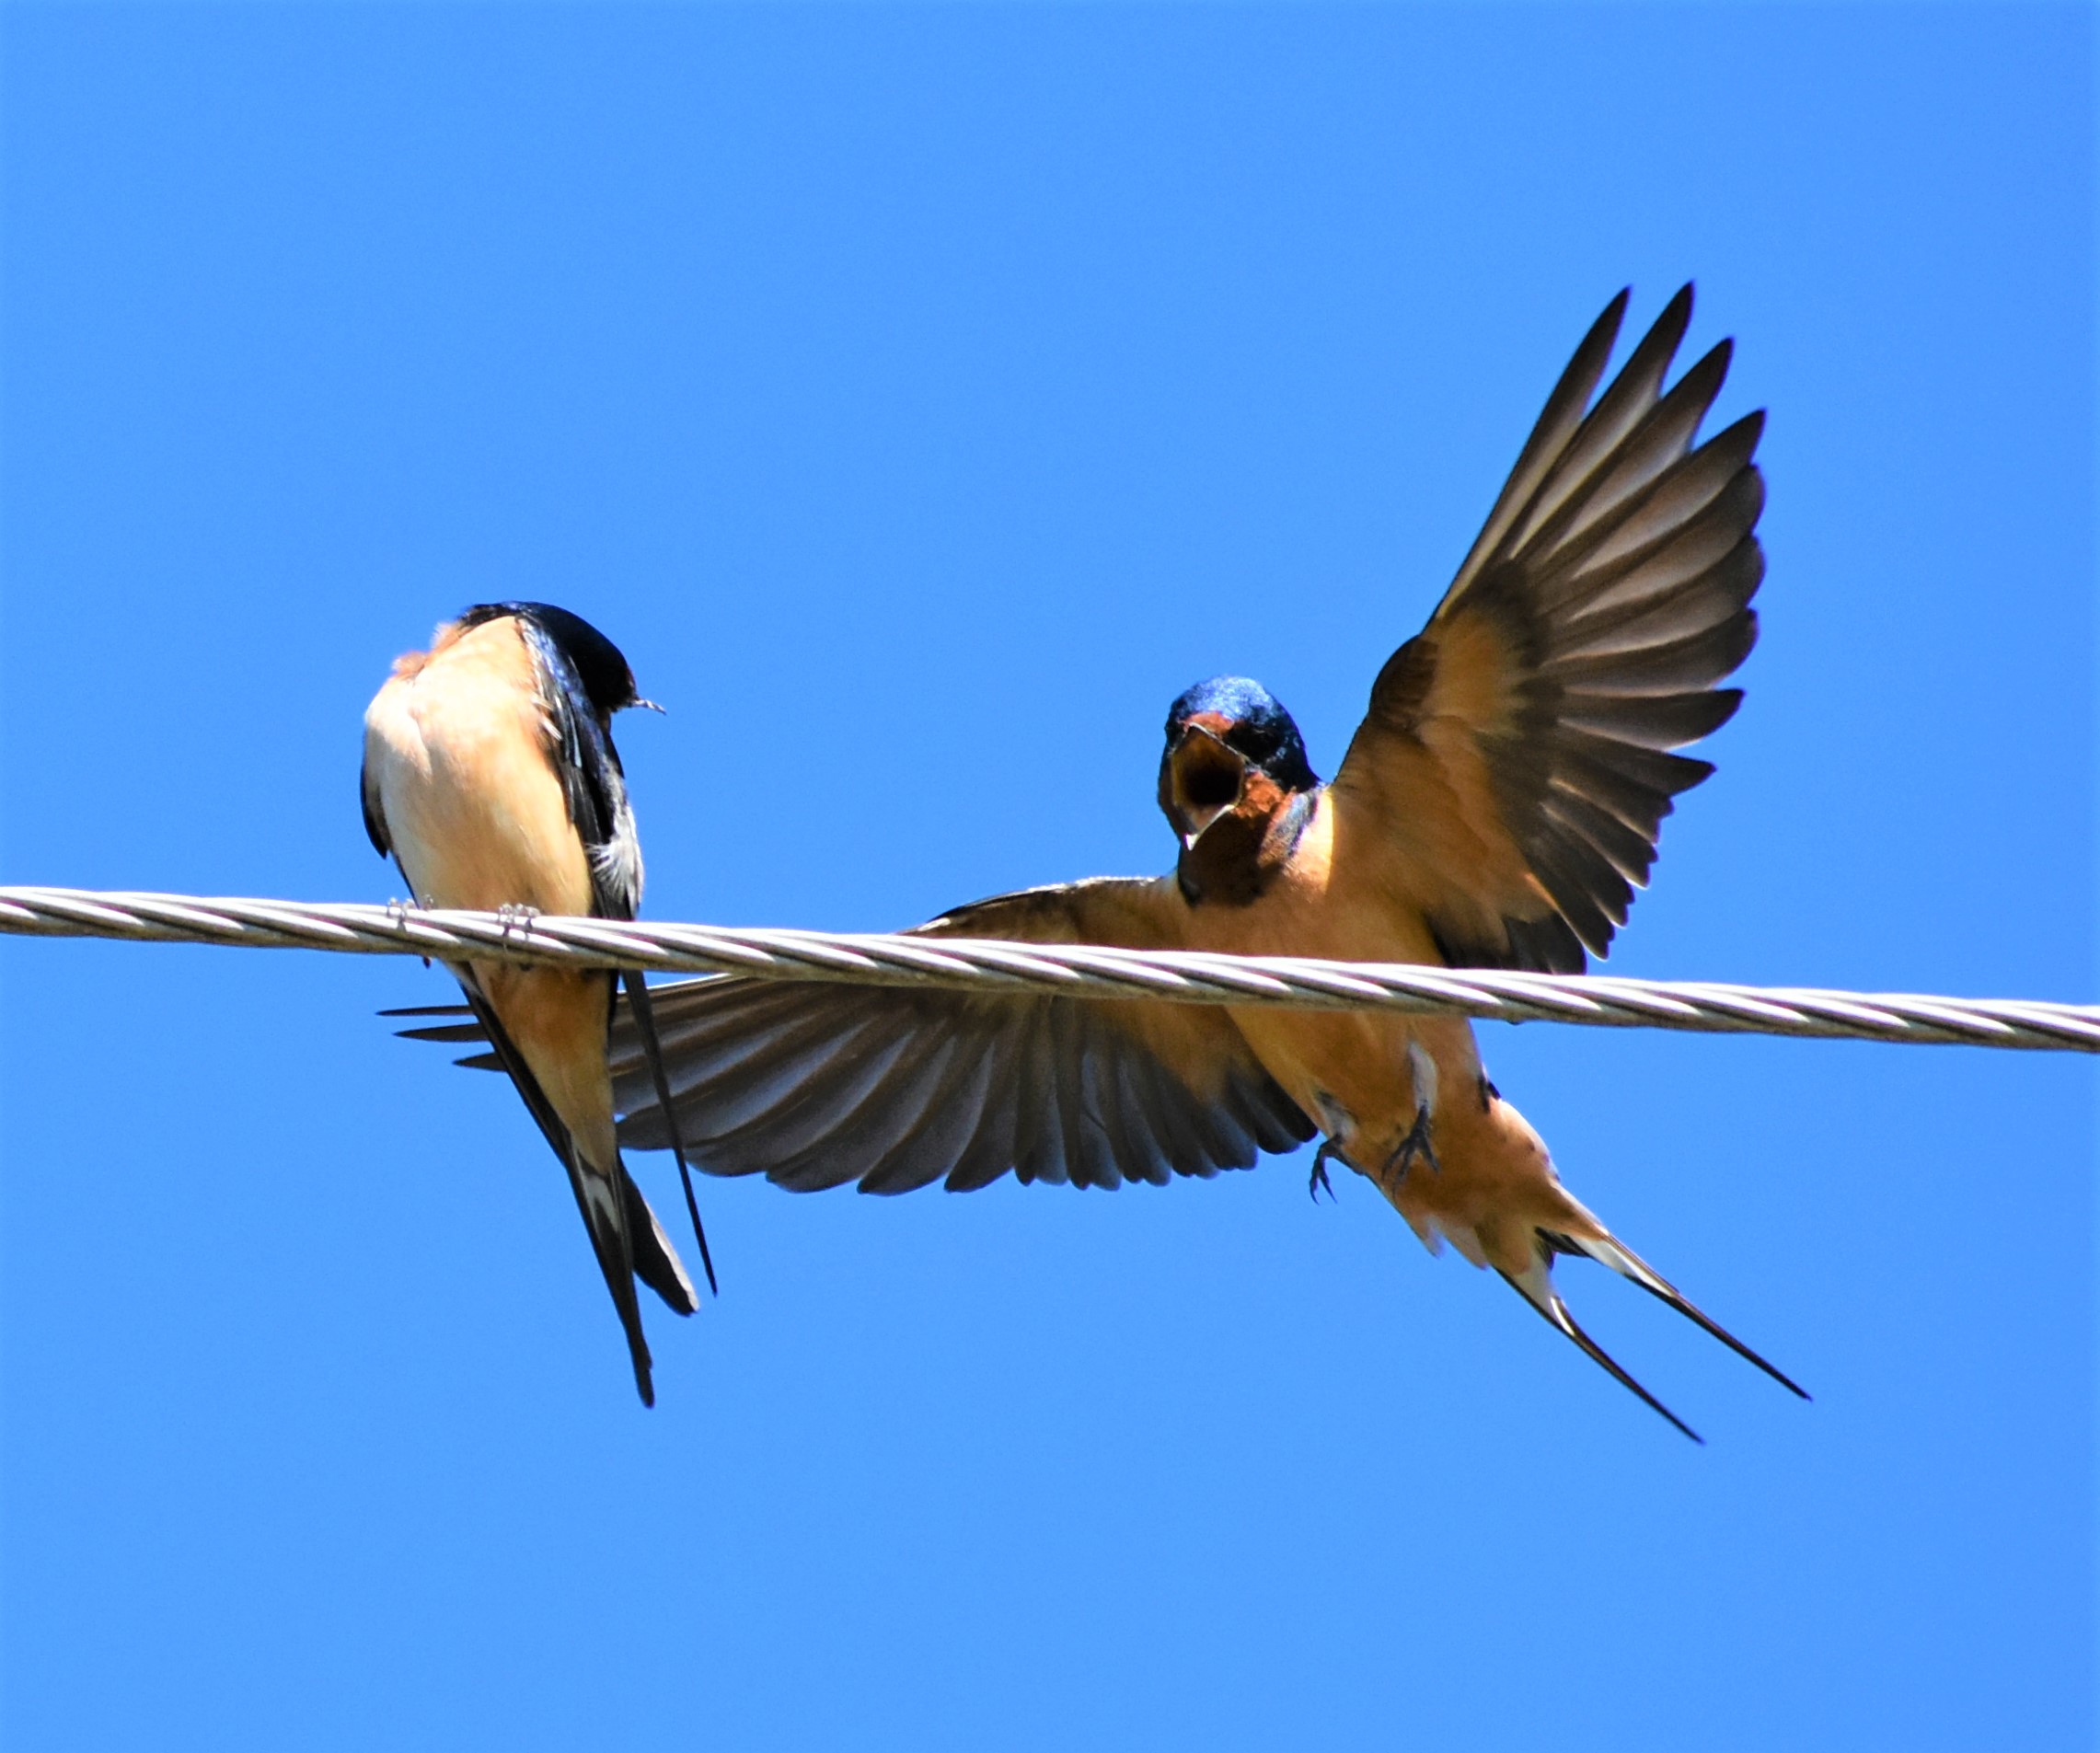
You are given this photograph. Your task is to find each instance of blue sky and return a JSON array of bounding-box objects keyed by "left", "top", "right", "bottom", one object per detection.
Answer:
[{"left": 1, "top": 5, "right": 2092, "bottom": 1747}]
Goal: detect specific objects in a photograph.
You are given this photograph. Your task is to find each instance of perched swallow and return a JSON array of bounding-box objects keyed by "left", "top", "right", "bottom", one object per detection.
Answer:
[
  {"left": 410, "top": 290, "right": 1804, "bottom": 1436},
  {"left": 362, "top": 601, "right": 713, "bottom": 1405}
]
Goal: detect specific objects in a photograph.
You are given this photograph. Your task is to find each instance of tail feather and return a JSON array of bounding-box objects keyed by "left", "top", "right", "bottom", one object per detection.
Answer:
[
  {"left": 1499, "top": 1260, "right": 1703, "bottom": 1443},
  {"left": 452, "top": 971, "right": 661, "bottom": 1406},
  {"left": 624, "top": 1167, "right": 700, "bottom": 1316},
  {"left": 567, "top": 1145, "right": 658, "bottom": 1407},
  {"left": 389, "top": 993, "right": 718, "bottom": 1304},
  {"left": 1546, "top": 1227, "right": 1809, "bottom": 1401}
]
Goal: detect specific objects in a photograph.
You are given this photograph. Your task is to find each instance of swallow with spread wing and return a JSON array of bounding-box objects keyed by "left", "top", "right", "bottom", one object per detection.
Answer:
[
  {"left": 403, "top": 291, "right": 1804, "bottom": 1437},
  {"left": 363, "top": 602, "right": 715, "bottom": 1405}
]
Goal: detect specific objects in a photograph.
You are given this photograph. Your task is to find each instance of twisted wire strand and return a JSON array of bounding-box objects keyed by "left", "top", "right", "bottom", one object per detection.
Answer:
[{"left": 0, "top": 883, "right": 2094, "bottom": 1054}]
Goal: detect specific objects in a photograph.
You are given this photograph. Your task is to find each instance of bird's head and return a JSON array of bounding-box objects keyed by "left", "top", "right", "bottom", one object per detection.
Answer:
[
  {"left": 1157, "top": 676, "right": 1320, "bottom": 905},
  {"left": 457, "top": 602, "right": 660, "bottom": 725}
]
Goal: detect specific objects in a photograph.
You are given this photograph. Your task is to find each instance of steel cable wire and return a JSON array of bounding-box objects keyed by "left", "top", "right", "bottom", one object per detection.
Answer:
[{"left": 0, "top": 884, "right": 2093, "bottom": 1054}]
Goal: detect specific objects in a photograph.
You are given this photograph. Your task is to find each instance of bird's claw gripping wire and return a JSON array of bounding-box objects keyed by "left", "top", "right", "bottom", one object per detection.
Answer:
[
  {"left": 496, "top": 903, "right": 541, "bottom": 940},
  {"left": 1381, "top": 1103, "right": 1440, "bottom": 1187},
  {"left": 1308, "top": 1136, "right": 1346, "bottom": 1204}
]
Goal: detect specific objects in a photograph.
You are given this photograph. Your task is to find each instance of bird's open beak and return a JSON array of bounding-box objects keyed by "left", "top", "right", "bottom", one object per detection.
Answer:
[{"left": 1170, "top": 725, "right": 1248, "bottom": 848}]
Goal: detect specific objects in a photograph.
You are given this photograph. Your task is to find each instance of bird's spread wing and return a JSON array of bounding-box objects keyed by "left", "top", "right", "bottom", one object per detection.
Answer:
[
  {"left": 614, "top": 879, "right": 1314, "bottom": 1193},
  {"left": 518, "top": 617, "right": 642, "bottom": 924},
  {"left": 399, "top": 878, "right": 1315, "bottom": 1194},
  {"left": 1332, "top": 286, "right": 1764, "bottom": 973}
]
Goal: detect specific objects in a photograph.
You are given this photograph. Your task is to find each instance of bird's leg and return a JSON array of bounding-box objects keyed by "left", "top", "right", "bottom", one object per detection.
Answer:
[
  {"left": 1307, "top": 1091, "right": 1360, "bottom": 1204},
  {"left": 1379, "top": 1040, "right": 1443, "bottom": 1189},
  {"left": 1380, "top": 1103, "right": 1441, "bottom": 1187},
  {"left": 496, "top": 903, "right": 541, "bottom": 940},
  {"left": 385, "top": 897, "right": 431, "bottom": 966},
  {"left": 1307, "top": 1136, "right": 1348, "bottom": 1204}
]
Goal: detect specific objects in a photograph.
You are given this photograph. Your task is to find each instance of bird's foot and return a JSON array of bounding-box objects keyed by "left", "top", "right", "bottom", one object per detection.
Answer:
[
  {"left": 1308, "top": 1137, "right": 1348, "bottom": 1204},
  {"left": 496, "top": 903, "right": 541, "bottom": 940},
  {"left": 1381, "top": 1103, "right": 1440, "bottom": 1187},
  {"left": 385, "top": 896, "right": 420, "bottom": 928}
]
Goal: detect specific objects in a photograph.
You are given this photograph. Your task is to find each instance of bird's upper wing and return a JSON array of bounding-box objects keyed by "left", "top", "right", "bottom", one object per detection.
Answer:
[
  {"left": 1331, "top": 286, "right": 1764, "bottom": 973},
  {"left": 408, "top": 877, "right": 1315, "bottom": 1194},
  {"left": 518, "top": 617, "right": 642, "bottom": 923}
]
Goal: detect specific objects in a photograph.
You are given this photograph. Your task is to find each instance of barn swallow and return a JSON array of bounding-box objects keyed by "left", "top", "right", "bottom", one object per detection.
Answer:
[
  {"left": 362, "top": 601, "right": 714, "bottom": 1405},
  {"left": 407, "top": 290, "right": 1805, "bottom": 1437}
]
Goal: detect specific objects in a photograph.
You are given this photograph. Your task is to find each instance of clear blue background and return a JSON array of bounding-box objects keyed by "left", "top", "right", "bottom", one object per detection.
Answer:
[{"left": 2, "top": 6, "right": 2092, "bottom": 1747}]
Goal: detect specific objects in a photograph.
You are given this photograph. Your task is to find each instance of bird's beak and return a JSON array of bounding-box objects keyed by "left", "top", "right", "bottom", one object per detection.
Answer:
[
  {"left": 1170, "top": 725, "right": 1247, "bottom": 848},
  {"left": 629, "top": 698, "right": 666, "bottom": 714}
]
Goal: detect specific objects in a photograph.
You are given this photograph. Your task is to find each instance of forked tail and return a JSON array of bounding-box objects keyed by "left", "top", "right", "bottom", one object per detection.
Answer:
[{"left": 1500, "top": 1226, "right": 1808, "bottom": 1443}]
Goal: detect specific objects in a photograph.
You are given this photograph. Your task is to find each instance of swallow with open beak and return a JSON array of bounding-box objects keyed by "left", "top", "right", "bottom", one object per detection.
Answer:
[
  {"left": 362, "top": 602, "right": 713, "bottom": 1405},
  {"left": 405, "top": 290, "right": 1804, "bottom": 1436}
]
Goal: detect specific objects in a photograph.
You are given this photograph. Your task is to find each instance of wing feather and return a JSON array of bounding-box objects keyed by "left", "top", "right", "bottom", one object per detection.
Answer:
[
  {"left": 1336, "top": 287, "right": 1763, "bottom": 973},
  {"left": 548, "top": 877, "right": 1316, "bottom": 1194},
  {"left": 944, "top": 1019, "right": 1032, "bottom": 1194},
  {"left": 513, "top": 616, "right": 641, "bottom": 924},
  {"left": 1444, "top": 291, "right": 1632, "bottom": 599},
  {"left": 1500, "top": 295, "right": 1697, "bottom": 560}
]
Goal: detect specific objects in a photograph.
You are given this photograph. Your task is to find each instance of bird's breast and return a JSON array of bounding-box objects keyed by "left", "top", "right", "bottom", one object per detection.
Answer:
[
  {"left": 1182, "top": 788, "right": 1447, "bottom": 964},
  {"left": 363, "top": 618, "right": 594, "bottom": 917},
  {"left": 1174, "top": 789, "right": 1582, "bottom": 1273}
]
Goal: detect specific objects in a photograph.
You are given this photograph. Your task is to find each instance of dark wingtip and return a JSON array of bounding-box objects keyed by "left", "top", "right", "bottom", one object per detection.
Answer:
[
  {"left": 1588, "top": 287, "right": 1633, "bottom": 354},
  {"left": 1701, "top": 686, "right": 1746, "bottom": 738},
  {"left": 692, "top": 1221, "right": 720, "bottom": 1298},
  {"left": 1688, "top": 334, "right": 1734, "bottom": 395},
  {"left": 1631, "top": 283, "right": 1695, "bottom": 367},
  {"left": 623, "top": 969, "right": 720, "bottom": 1299},
  {"left": 1702, "top": 408, "right": 1767, "bottom": 467}
]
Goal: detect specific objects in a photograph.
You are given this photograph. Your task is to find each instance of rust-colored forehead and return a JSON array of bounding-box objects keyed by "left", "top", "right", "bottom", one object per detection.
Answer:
[{"left": 390, "top": 612, "right": 509, "bottom": 680}]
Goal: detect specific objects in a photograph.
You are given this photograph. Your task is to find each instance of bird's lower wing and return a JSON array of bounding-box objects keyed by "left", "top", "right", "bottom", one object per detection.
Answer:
[
  {"left": 1332, "top": 286, "right": 1764, "bottom": 974},
  {"left": 398, "top": 877, "right": 1314, "bottom": 1194},
  {"left": 616, "top": 877, "right": 1314, "bottom": 1193}
]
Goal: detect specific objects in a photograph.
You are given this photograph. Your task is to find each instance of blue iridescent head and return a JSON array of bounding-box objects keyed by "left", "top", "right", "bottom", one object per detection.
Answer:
[
  {"left": 1164, "top": 677, "right": 1317, "bottom": 789},
  {"left": 1157, "top": 675, "right": 1320, "bottom": 857}
]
